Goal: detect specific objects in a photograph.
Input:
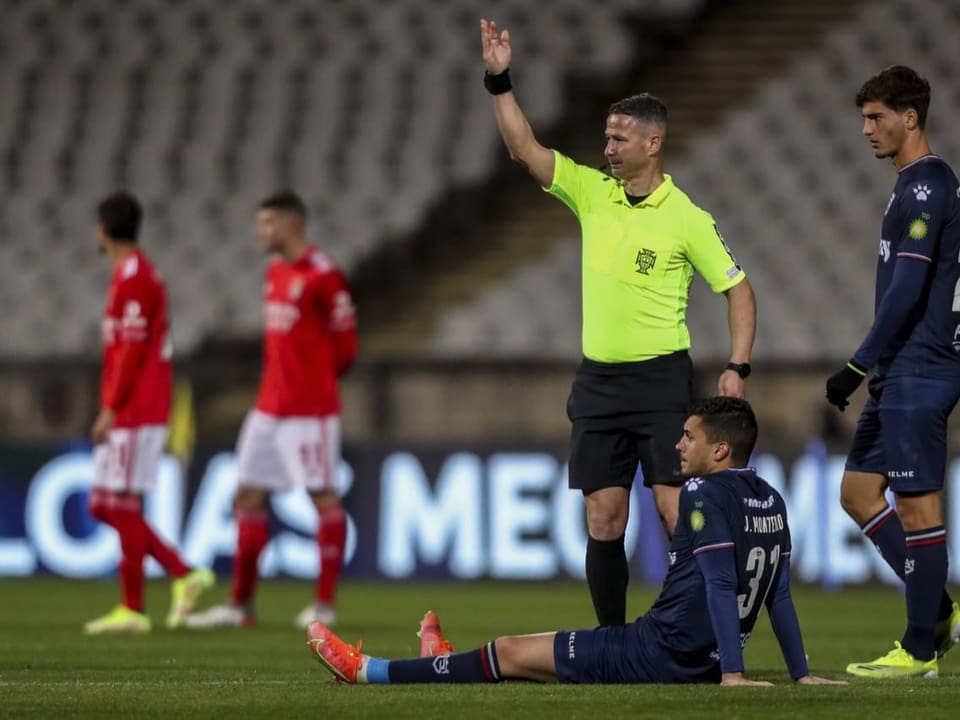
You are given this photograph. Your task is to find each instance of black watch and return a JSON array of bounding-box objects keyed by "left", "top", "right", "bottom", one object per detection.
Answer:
[{"left": 726, "top": 361, "right": 751, "bottom": 379}]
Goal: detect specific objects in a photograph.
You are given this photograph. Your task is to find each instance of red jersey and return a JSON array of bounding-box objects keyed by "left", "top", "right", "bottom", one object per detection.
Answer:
[
  {"left": 100, "top": 250, "right": 172, "bottom": 427},
  {"left": 255, "top": 247, "right": 358, "bottom": 417}
]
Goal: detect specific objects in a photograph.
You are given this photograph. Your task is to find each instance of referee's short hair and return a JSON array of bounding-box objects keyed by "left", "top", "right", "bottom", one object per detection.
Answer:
[
  {"left": 608, "top": 93, "right": 668, "bottom": 132},
  {"left": 259, "top": 190, "right": 307, "bottom": 220},
  {"left": 97, "top": 191, "right": 142, "bottom": 243},
  {"left": 689, "top": 396, "right": 758, "bottom": 466},
  {"left": 856, "top": 65, "right": 931, "bottom": 130}
]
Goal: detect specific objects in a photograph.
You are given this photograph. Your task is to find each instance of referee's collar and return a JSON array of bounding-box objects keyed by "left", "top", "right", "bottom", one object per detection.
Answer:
[{"left": 610, "top": 173, "right": 674, "bottom": 208}]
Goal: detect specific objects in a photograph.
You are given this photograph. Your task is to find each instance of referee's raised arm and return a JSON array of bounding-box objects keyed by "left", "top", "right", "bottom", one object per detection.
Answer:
[{"left": 480, "top": 18, "right": 555, "bottom": 188}]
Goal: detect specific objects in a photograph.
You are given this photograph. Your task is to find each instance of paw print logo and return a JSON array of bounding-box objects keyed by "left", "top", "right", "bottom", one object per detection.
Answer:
[
  {"left": 913, "top": 184, "right": 932, "bottom": 202},
  {"left": 685, "top": 478, "right": 702, "bottom": 492}
]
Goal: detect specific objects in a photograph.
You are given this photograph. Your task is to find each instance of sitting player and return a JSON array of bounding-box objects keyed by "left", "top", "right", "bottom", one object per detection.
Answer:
[{"left": 305, "top": 397, "right": 845, "bottom": 686}]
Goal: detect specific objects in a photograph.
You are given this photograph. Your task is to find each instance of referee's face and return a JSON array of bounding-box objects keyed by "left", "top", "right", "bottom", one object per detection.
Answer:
[{"left": 604, "top": 114, "right": 657, "bottom": 178}]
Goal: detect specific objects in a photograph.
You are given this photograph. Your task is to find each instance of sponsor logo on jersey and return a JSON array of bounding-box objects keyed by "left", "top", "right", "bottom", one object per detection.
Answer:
[
  {"left": 121, "top": 300, "right": 148, "bottom": 333},
  {"left": 265, "top": 301, "right": 301, "bottom": 332},
  {"left": 908, "top": 218, "right": 928, "bottom": 240},
  {"left": 685, "top": 478, "right": 702, "bottom": 492},
  {"left": 743, "top": 494, "right": 776, "bottom": 509},
  {"left": 635, "top": 248, "right": 657, "bottom": 275},
  {"left": 913, "top": 184, "right": 932, "bottom": 202},
  {"left": 689, "top": 509, "right": 706, "bottom": 532},
  {"left": 879, "top": 239, "right": 891, "bottom": 262}
]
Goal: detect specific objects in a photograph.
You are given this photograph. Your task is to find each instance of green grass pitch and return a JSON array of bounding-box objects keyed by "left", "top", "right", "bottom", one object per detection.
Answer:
[{"left": 2, "top": 578, "right": 958, "bottom": 718}]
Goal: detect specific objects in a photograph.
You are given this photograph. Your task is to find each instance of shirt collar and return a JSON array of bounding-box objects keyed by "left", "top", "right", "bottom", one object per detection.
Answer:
[
  {"left": 291, "top": 246, "right": 316, "bottom": 268},
  {"left": 610, "top": 173, "right": 675, "bottom": 208}
]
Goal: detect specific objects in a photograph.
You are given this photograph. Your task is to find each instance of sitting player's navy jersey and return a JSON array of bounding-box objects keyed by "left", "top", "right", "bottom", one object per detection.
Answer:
[
  {"left": 875, "top": 155, "right": 960, "bottom": 376},
  {"left": 642, "top": 468, "right": 791, "bottom": 680}
]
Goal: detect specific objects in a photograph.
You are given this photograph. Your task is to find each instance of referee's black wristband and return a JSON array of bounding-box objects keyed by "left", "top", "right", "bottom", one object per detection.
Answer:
[{"left": 484, "top": 69, "right": 512, "bottom": 95}]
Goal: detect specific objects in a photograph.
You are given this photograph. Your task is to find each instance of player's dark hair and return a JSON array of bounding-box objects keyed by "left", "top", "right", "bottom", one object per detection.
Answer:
[
  {"left": 855, "top": 65, "right": 931, "bottom": 129},
  {"left": 690, "top": 396, "right": 758, "bottom": 466},
  {"left": 97, "top": 191, "right": 142, "bottom": 243},
  {"left": 607, "top": 93, "right": 668, "bottom": 132},
  {"left": 259, "top": 190, "right": 307, "bottom": 219}
]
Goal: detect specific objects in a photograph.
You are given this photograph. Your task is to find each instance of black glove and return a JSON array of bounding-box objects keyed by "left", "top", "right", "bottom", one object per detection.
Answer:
[{"left": 825, "top": 360, "right": 867, "bottom": 411}]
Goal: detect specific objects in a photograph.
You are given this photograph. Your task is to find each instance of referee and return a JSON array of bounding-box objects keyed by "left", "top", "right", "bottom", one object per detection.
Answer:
[{"left": 480, "top": 19, "right": 757, "bottom": 626}]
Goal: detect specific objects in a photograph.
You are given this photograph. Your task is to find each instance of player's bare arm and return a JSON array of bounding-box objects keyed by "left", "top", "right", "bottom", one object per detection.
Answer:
[
  {"left": 720, "top": 672, "right": 773, "bottom": 687},
  {"left": 797, "top": 675, "right": 848, "bottom": 685},
  {"left": 480, "top": 18, "right": 554, "bottom": 188},
  {"left": 719, "top": 278, "right": 756, "bottom": 398}
]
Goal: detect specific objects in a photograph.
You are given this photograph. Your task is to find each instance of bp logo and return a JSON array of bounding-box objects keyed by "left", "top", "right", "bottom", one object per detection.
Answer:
[
  {"left": 690, "top": 509, "right": 706, "bottom": 532},
  {"left": 635, "top": 248, "right": 657, "bottom": 275},
  {"left": 908, "top": 218, "right": 928, "bottom": 240}
]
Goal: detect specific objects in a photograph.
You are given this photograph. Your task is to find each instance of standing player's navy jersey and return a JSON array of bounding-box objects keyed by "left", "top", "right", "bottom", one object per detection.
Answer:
[
  {"left": 643, "top": 468, "right": 791, "bottom": 679},
  {"left": 872, "top": 155, "right": 960, "bottom": 376}
]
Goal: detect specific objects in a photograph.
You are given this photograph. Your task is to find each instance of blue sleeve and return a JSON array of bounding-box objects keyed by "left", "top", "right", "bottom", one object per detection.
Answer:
[
  {"left": 695, "top": 546, "right": 744, "bottom": 674},
  {"left": 852, "top": 255, "right": 930, "bottom": 370},
  {"left": 764, "top": 554, "right": 809, "bottom": 679},
  {"left": 679, "top": 481, "right": 734, "bottom": 553},
  {"left": 895, "top": 174, "right": 948, "bottom": 260}
]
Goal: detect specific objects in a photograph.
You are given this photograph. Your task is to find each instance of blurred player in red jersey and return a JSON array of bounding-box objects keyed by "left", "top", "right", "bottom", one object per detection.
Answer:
[
  {"left": 84, "top": 192, "right": 214, "bottom": 634},
  {"left": 186, "top": 190, "right": 358, "bottom": 629}
]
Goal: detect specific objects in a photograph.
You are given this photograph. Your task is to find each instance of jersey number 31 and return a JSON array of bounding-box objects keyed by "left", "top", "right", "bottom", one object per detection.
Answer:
[{"left": 737, "top": 544, "right": 781, "bottom": 619}]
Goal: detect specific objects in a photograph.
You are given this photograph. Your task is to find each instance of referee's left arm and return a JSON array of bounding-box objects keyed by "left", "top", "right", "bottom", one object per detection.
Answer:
[
  {"left": 721, "top": 278, "right": 756, "bottom": 398},
  {"left": 480, "top": 18, "right": 555, "bottom": 188}
]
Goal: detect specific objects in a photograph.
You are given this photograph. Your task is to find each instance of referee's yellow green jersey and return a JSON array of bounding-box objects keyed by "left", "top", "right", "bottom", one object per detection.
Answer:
[{"left": 546, "top": 151, "right": 746, "bottom": 363}]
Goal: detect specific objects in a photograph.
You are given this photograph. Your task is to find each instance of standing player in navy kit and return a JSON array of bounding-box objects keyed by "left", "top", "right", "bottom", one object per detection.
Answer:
[
  {"left": 305, "top": 398, "right": 844, "bottom": 687},
  {"left": 825, "top": 66, "right": 960, "bottom": 678}
]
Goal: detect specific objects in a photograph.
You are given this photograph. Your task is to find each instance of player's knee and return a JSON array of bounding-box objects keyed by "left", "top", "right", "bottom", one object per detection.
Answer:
[
  {"left": 584, "top": 493, "right": 628, "bottom": 539},
  {"left": 839, "top": 481, "right": 878, "bottom": 524},
  {"left": 838, "top": 484, "right": 860, "bottom": 519},
  {"left": 493, "top": 636, "right": 518, "bottom": 673},
  {"left": 585, "top": 511, "right": 626, "bottom": 540}
]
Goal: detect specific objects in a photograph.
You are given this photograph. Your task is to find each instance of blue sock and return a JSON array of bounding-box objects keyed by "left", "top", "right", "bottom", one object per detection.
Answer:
[
  {"left": 365, "top": 657, "right": 390, "bottom": 684},
  {"left": 861, "top": 508, "right": 953, "bottom": 619},
  {"left": 900, "top": 526, "right": 948, "bottom": 662},
  {"left": 385, "top": 642, "right": 502, "bottom": 684}
]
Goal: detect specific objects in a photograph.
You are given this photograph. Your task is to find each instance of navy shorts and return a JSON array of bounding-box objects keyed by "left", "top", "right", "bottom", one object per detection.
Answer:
[
  {"left": 553, "top": 624, "right": 656, "bottom": 684},
  {"left": 552, "top": 621, "right": 719, "bottom": 684},
  {"left": 846, "top": 374, "right": 960, "bottom": 493}
]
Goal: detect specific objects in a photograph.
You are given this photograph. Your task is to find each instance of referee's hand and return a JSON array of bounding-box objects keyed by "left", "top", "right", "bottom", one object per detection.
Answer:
[
  {"left": 718, "top": 369, "right": 745, "bottom": 399},
  {"left": 480, "top": 18, "right": 511, "bottom": 75}
]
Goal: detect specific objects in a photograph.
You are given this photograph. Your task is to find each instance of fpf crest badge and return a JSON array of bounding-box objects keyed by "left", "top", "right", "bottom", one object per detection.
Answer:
[{"left": 635, "top": 248, "right": 657, "bottom": 275}]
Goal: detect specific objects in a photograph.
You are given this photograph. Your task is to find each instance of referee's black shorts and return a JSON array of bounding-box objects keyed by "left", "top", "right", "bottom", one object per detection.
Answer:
[{"left": 567, "top": 351, "right": 692, "bottom": 493}]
